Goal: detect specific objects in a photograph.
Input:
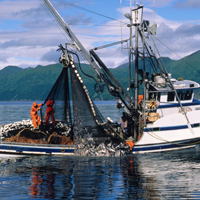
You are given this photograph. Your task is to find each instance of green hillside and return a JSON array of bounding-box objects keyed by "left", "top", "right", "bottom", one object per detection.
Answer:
[
  {"left": 0, "top": 66, "right": 23, "bottom": 77},
  {"left": 164, "top": 51, "right": 200, "bottom": 82},
  {"left": 0, "top": 64, "right": 63, "bottom": 101},
  {"left": 1, "top": 50, "right": 200, "bottom": 101}
]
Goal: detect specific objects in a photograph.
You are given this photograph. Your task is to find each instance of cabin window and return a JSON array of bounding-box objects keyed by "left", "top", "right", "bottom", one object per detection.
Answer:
[
  {"left": 148, "top": 92, "right": 160, "bottom": 101},
  {"left": 193, "top": 123, "right": 200, "bottom": 128},
  {"left": 153, "top": 127, "right": 160, "bottom": 131},
  {"left": 176, "top": 91, "right": 184, "bottom": 100},
  {"left": 176, "top": 90, "right": 192, "bottom": 101},
  {"left": 149, "top": 93, "right": 155, "bottom": 100},
  {"left": 147, "top": 85, "right": 160, "bottom": 101},
  {"left": 148, "top": 85, "right": 155, "bottom": 100},
  {"left": 167, "top": 92, "right": 175, "bottom": 101},
  {"left": 185, "top": 90, "right": 192, "bottom": 100},
  {"left": 157, "top": 92, "right": 160, "bottom": 101}
]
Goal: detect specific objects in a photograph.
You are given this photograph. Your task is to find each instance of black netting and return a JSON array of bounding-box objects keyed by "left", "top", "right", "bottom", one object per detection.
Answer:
[
  {"left": 41, "top": 67, "right": 72, "bottom": 125},
  {"left": 70, "top": 61, "right": 107, "bottom": 138},
  {"left": 40, "top": 52, "right": 107, "bottom": 139}
]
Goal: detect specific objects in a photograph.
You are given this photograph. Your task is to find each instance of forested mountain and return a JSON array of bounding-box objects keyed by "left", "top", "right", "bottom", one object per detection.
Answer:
[{"left": 1, "top": 50, "right": 200, "bottom": 101}]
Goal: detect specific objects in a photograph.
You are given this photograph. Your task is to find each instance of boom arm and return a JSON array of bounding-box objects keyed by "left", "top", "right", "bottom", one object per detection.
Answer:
[
  {"left": 42, "top": 0, "right": 133, "bottom": 114},
  {"left": 43, "top": 0, "right": 102, "bottom": 76}
]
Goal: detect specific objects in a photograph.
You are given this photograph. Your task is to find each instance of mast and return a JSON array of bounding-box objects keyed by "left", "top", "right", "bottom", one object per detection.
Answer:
[
  {"left": 134, "top": 23, "right": 139, "bottom": 110},
  {"left": 125, "top": 3, "right": 144, "bottom": 139},
  {"left": 133, "top": 5, "right": 143, "bottom": 139},
  {"left": 132, "top": 4, "right": 143, "bottom": 106},
  {"left": 129, "top": 1, "right": 133, "bottom": 98}
]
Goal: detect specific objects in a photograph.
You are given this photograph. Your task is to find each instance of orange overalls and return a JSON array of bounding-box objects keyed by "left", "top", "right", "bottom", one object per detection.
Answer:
[
  {"left": 30, "top": 102, "right": 43, "bottom": 128},
  {"left": 46, "top": 99, "right": 55, "bottom": 125}
]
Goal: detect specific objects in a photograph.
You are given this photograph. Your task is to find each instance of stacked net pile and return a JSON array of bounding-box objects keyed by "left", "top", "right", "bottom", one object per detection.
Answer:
[{"left": 5, "top": 128, "right": 74, "bottom": 145}]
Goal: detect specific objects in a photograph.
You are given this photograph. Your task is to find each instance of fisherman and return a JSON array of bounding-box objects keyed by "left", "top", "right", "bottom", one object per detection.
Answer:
[
  {"left": 120, "top": 112, "right": 129, "bottom": 137},
  {"left": 30, "top": 102, "right": 43, "bottom": 129},
  {"left": 45, "top": 98, "right": 55, "bottom": 125}
]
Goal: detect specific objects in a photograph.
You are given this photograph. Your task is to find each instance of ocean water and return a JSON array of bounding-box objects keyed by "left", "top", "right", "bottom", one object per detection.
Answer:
[
  {"left": 0, "top": 101, "right": 122, "bottom": 125},
  {"left": 0, "top": 101, "right": 200, "bottom": 199}
]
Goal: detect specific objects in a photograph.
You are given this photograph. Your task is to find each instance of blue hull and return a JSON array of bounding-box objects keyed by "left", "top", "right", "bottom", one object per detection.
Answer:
[
  {"left": 0, "top": 141, "right": 75, "bottom": 155},
  {"left": 0, "top": 138, "right": 199, "bottom": 155},
  {"left": 132, "top": 137, "right": 200, "bottom": 153}
]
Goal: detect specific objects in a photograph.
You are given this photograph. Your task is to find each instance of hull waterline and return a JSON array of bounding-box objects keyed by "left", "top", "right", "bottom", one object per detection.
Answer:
[{"left": 0, "top": 141, "right": 75, "bottom": 155}]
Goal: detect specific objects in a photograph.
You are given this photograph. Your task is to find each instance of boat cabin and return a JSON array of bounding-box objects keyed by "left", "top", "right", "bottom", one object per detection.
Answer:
[{"left": 145, "top": 74, "right": 200, "bottom": 118}]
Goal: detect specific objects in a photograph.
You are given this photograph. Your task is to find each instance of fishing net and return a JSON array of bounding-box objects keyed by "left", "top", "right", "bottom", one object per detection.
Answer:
[
  {"left": 41, "top": 66, "right": 72, "bottom": 126},
  {"left": 5, "top": 128, "right": 74, "bottom": 145},
  {"left": 69, "top": 58, "right": 107, "bottom": 139},
  {"left": 40, "top": 51, "right": 107, "bottom": 139}
]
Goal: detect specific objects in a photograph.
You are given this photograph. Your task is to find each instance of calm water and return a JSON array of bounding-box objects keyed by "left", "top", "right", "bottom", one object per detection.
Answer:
[{"left": 0, "top": 101, "right": 200, "bottom": 199}]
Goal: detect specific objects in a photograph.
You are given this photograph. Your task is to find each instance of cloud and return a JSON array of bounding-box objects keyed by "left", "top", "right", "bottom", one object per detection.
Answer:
[
  {"left": 154, "top": 22, "right": 200, "bottom": 60},
  {"left": 174, "top": 0, "right": 200, "bottom": 9},
  {"left": 0, "top": 0, "right": 73, "bottom": 68},
  {"left": 40, "top": 48, "right": 61, "bottom": 62},
  {"left": 143, "top": 0, "right": 175, "bottom": 8},
  {"left": 0, "top": 0, "right": 39, "bottom": 19},
  {"left": 0, "top": 0, "right": 199, "bottom": 71}
]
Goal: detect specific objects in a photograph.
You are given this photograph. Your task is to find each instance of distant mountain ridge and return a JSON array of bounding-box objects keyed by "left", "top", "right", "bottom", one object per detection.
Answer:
[
  {"left": 1, "top": 50, "right": 200, "bottom": 101},
  {"left": 0, "top": 66, "right": 23, "bottom": 77}
]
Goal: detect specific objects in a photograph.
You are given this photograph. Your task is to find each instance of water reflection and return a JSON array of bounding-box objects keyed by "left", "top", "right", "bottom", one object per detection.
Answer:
[
  {"left": 0, "top": 147, "right": 200, "bottom": 199},
  {"left": 29, "top": 167, "right": 55, "bottom": 199},
  {"left": 2, "top": 102, "right": 200, "bottom": 199}
]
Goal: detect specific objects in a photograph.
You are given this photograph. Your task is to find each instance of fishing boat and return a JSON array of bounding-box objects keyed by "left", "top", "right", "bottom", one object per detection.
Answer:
[
  {"left": 1, "top": 0, "right": 200, "bottom": 155},
  {"left": 124, "top": 5, "right": 200, "bottom": 153}
]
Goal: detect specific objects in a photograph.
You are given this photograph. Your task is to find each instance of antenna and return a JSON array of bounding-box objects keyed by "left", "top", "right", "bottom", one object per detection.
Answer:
[
  {"left": 153, "top": 0, "right": 155, "bottom": 55},
  {"left": 120, "top": 0, "right": 123, "bottom": 51},
  {"left": 153, "top": 0, "right": 155, "bottom": 24}
]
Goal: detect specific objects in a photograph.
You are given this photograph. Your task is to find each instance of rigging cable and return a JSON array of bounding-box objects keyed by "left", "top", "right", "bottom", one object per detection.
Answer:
[
  {"left": 149, "top": 33, "right": 168, "bottom": 74},
  {"left": 93, "top": 38, "right": 129, "bottom": 50},
  {"left": 67, "top": 49, "right": 98, "bottom": 82},
  {"left": 67, "top": 51, "right": 109, "bottom": 119},
  {"left": 39, "top": 0, "right": 128, "bottom": 118},
  {"left": 39, "top": 0, "right": 102, "bottom": 81},
  {"left": 53, "top": 0, "right": 128, "bottom": 26},
  {"left": 120, "top": 0, "right": 123, "bottom": 51},
  {"left": 67, "top": 49, "right": 107, "bottom": 94},
  {"left": 154, "top": 36, "right": 200, "bottom": 76}
]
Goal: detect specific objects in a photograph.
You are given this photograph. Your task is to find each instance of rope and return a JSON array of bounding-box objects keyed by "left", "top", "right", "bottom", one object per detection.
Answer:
[
  {"left": 16, "top": 128, "right": 47, "bottom": 138},
  {"left": 70, "top": 58, "right": 107, "bottom": 126},
  {"left": 154, "top": 36, "right": 200, "bottom": 76},
  {"left": 53, "top": 0, "right": 128, "bottom": 26}
]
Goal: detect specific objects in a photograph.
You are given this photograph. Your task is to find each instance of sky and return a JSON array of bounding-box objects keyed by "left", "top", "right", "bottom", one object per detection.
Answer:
[{"left": 0, "top": 0, "right": 200, "bottom": 70}]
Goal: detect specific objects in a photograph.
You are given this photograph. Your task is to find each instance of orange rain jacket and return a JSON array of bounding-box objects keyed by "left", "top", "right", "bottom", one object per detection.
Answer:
[{"left": 30, "top": 102, "right": 43, "bottom": 128}]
